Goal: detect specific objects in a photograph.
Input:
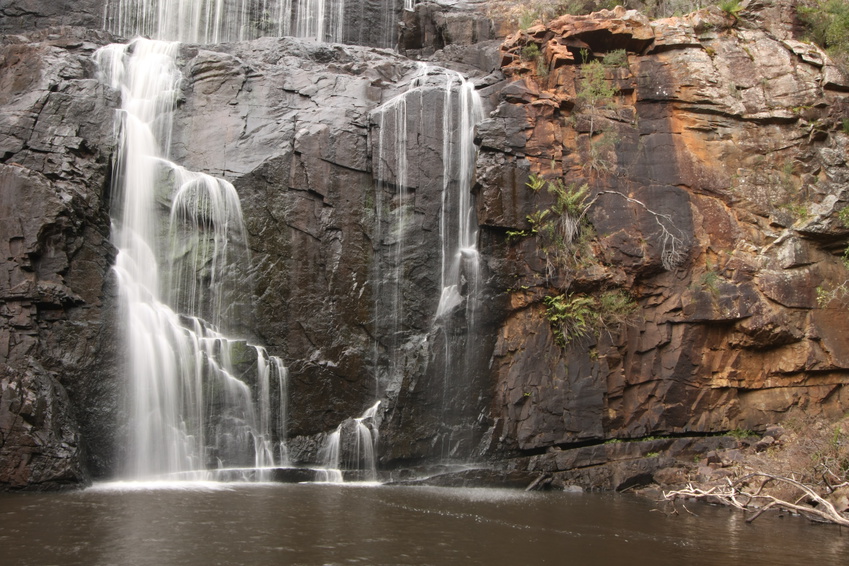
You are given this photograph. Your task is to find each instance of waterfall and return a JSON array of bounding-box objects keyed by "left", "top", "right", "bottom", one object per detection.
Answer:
[
  {"left": 372, "top": 68, "right": 415, "bottom": 400},
  {"left": 371, "top": 65, "right": 483, "bottom": 461},
  {"left": 103, "top": 0, "right": 397, "bottom": 45},
  {"left": 435, "top": 73, "right": 483, "bottom": 321},
  {"left": 96, "top": 38, "right": 288, "bottom": 480},
  {"left": 320, "top": 402, "right": 381, "bottom": 482},
  {"left": 373, "top": 65, "right": 482, "bottom": 333},
  {"left": 434, "top": 71, "right": 483, "bottom": 459}
]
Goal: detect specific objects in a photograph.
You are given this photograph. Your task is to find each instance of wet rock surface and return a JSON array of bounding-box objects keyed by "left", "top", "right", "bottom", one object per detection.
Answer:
[
  {"left": 0, "top": 1, "right": 106, "bottom": 33},
  {"left": 0, "top": 27, "right": 120, "bottom": 487}
]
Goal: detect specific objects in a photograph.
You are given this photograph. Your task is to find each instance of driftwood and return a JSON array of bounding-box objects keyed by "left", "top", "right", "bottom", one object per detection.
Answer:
[{"left": 662, "top": 472, "right": 849, "bottom": 526}]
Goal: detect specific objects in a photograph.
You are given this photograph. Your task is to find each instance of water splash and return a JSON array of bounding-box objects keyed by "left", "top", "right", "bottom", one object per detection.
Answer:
[
  {"left": 320, "top": 401, "right": 381, "bottom": 482},
  {"left": 96, "top": 38, "right": 288, "bottom": 480}
]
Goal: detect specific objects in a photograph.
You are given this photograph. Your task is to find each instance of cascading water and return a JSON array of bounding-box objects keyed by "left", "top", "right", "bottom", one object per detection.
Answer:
[
  {"left": 371, "top": 66, "right": 484, "bottom": 460},
  {"left": 371, "top": 64, "right": 423, "bottom": 401},
  {"left": 435, "top": 72, "right": 484, "bottom": 321},
  {"left": 103, "top": 0, "right": 399, "bottom": 45},
  {"left": 434, "top": 70, "right": 484, "bottom": 459},
  {"left": 96, "top": 37, "right": 288, "bottom": 480},
  {"left": 320, "top": 402, "right": 381, "bottom": 482},
  {"left": 98, "top": 0, "right": 481, "bottom": 483}
]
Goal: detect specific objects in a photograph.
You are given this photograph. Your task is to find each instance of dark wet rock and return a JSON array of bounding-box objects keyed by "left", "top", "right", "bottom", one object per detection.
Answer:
[
  {"left": 400, "top": 1, "right": 496, "bottom": 58},
  {"left": 0, "top": 28, "right": 120, "bottom": 488},
  {"left": 208, "top": 466, "right": 321, "bottom": 483},
  {"left": 0, "top": 364, "right": 89, "bottom": 489}
]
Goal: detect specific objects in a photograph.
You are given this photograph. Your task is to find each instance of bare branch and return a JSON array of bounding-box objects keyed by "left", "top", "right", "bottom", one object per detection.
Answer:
[
  {"left": 581, "top": 190, "right": 687, "bottom": 271},
  {"left": 663, "top": 472, "right": 849, "bottom": 526}
]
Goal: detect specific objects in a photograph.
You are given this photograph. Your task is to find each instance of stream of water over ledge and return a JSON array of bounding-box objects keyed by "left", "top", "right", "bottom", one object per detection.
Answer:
[{"left": 0, "top": 484, "right": 844, "bottom": 565}]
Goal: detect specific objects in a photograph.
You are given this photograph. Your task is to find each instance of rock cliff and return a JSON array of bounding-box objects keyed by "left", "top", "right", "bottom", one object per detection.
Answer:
[
  {"left": 1, "top": 27, "right": 120, "bottom": 488},
  {"left": 481, "top": 3, "right": 849, "bottom": 487},
  {"left": 1, "top": 0, "right": 848, "bottom": 490}
]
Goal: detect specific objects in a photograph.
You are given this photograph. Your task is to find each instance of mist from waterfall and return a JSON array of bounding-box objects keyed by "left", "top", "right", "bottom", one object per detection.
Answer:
[{"left": 96, "top": 38, "right": 288, "bottom": 480}]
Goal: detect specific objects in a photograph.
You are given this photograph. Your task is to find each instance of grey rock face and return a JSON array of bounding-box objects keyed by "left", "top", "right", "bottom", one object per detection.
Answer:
[
  {"left": 0, "top": 28, "right": 121, "bottom": 487},
  {"left": 168, "top": 38, "right": 501, "bottom": 461},
  {"left": 0, "top": 364, "right": 89, "bottom": 489},
  {"left": 0, "top": 1, "right": 107, "bottom": 33}
]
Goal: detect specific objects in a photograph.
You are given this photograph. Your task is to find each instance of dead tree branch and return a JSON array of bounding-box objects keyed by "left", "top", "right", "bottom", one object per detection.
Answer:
[
  {"left": 662, "top": 472, "right": 849, "bottom": 526},
  {"left": 580, "top": 190, "right": 686, "bottom": 271}
]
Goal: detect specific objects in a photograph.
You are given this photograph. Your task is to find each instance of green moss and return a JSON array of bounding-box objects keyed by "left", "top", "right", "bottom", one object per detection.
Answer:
[{"left": 727, "top": 428, "right": 757, "bottom": 439}]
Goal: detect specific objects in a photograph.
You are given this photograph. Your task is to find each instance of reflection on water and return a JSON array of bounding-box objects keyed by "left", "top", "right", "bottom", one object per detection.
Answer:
[{"left": 0, "top": 483, "right": 844, "bottom": 565}]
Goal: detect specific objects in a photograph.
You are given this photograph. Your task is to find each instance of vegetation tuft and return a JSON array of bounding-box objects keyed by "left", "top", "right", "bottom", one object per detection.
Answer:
[
  {"left": 797, "top": 0, "right": 849, "bottom": 71},
  {"left": 544, "top": 290, "right": 638, "bottom": 346}
]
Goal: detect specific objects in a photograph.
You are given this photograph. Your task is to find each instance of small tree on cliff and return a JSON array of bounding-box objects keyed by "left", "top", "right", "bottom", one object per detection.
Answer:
[{"left": 575, "top": 53, "right": 621, "bottom": 177}]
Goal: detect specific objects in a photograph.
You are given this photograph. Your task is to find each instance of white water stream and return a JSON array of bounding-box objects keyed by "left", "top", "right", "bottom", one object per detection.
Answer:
[
  {"left": 371, "top": 65, "right": 483, "bottom": 460},
  {"left": 435, "top": 71, "right": 483, "bottom": 321},
  {"left": 96, "top": 38, "right": 288, "bottom": 480},
  {"left": 320, "top": 401, "right": 381, "bottom": 482},
  {"left": 104, "top": 0, "right": 398, "bottom": 44}
]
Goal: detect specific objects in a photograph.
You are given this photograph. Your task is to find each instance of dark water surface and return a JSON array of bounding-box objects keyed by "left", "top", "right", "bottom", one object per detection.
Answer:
[{"left": 0, "top": 482, "right": 845, "bottom": 565}]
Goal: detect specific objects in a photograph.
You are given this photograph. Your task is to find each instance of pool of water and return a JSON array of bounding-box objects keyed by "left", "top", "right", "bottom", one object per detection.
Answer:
[{"left": 0, "top": 483, "right": 844, "bottom": 565}]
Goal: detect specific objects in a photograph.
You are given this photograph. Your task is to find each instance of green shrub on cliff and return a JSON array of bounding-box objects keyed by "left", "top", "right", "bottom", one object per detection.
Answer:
[
  {"left": 797, "top": 0, "right": 849, "bottom": 70},
  {"left": 544, "top": 290, "right": 638, "bottom": 346},
  {"left": 718, "top": 0, "right": 743, "bottom": 18},
  {"left": 575, "top": 57, "right": 620, "bottom": 176}
]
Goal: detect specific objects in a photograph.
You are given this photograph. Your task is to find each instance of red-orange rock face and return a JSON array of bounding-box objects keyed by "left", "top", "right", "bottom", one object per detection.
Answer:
[{"left": 481, "top": 6, "right": 849, "bottom": 458}]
